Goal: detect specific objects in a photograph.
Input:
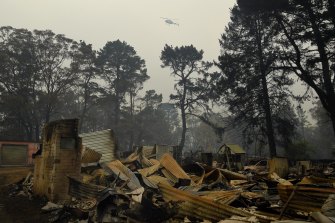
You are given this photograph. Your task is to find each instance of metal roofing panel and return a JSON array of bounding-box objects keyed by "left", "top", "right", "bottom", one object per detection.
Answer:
[
  {"left": 102, "top": 160, "right": 142, "bottom": 190},
  {"left": 68, "top": 176, "right": 107, "bottom": 199},
  {"left": 218, "top": 168, "right": 248, "bottom": 181},
  {"left": 198, "top": 190, "right": 241, "bottom": 204},
  {"left": 81, "top": 148, "right": 102, "bottom": 163},
  {"left": 146, "top": 175, "right": 172, "bottom": 186},
  {"left": 159, "top": 153, "right": 190, "bottom": 180},
  {"left": 159, "top": 153, "right": 193, "bottom": 185},
  {"left": 226, "top": 144, "right": 245, "bottom": 154},
  {"left": 138, "top": 163, "right": 161, "bottom": 177},
  {"left": 218, "top": 144, "right": 245, "bottom": 154},
  {"left": 80, "top": 129, "right": 117, "bottom": 162},
  {"left": 142, "top": 146, "right": 155, "bottom": 158},
  {"left": 278, "top": 184, "right": 335, "bottom": 212},
  {"left": 158, "top": 183, "right": 275, "bottom": 223}
]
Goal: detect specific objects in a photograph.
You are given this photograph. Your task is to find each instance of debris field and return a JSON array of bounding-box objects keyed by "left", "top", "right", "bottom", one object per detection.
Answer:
[{"left": 1, "top": 119, "right": 335, "bottom": 223}]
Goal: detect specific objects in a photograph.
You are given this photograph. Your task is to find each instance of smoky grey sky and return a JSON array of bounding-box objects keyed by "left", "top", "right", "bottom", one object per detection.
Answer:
[{"left": 1, "top": 0, "right": 236, "bottom": 101}]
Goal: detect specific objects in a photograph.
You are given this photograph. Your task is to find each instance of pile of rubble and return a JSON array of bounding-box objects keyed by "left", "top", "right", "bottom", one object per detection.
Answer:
[
  {"left": 8, "top": 171, "right": 33, "bottom": 199},
  {"left": 7, "top": 147, "right": 335, "bottom": 223}
]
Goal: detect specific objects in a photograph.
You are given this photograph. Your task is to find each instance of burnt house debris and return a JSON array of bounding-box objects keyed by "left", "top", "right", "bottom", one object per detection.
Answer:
[
  {"left": 1, "top": 118, "right": 335, "bottom": 223},
  {"left": 0, "top": 141, "right": 39, "bottom": 185},
  {"left": 80, "top": 129, "right": 118, "bottom": 163},
  {"left": 33, "top": 119, "right": 82, "bottom": 202},
  {"left": 0, "top": 140, "right": 39, "bottom": 166},
  {"left": 218, "top": 144, "right": 246, "bottom": 171}
]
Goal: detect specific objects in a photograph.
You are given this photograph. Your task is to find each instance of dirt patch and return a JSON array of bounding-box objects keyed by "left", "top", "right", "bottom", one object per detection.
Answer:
[
  {"left": 0, "top": 186, "right": 51, "bottom": 223},
  {"left": 0, "top": 167, "right": 33, "bottom": 186}
]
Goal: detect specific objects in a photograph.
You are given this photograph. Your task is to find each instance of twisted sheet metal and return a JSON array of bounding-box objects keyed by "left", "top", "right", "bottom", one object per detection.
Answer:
[
  {"left": 81, "top": 147, "right": 102, "bottom": 163},
  {"left": 278, "top": 184, "right": 335, "bottom": 212},
  {"left": 68, "top": 176, "right": 108, "bottom": 199},
  {"left": 158, "top": 183, "right": 276, "bottom": 223},
  {"left": 159, "top": 153, "right": 193, "bottom": 186}
]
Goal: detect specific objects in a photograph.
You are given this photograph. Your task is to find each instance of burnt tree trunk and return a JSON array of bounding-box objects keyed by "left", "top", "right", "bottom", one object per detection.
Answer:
[
  {"left": 178, "top": 78, "right": 188, "bottom": 163},
  {"left": 255, "top": 16, "right": 277, "bottom": 157},
  {"left": 303, "top": 2, "right": 335, "bottom": 137}
]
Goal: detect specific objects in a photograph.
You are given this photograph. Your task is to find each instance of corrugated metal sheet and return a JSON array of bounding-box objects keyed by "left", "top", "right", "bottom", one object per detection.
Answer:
[
  {"left": 146, "top": 175, "right": 172, "bottom": 186},
  {"left": 102, "top": 160, "right": 142, "bottom": 190},
  {"left": 182, "top": 162, "right": 205, "bottom": 186},
  {"left": 81, "top": 147, "right": 102, "bottom": 163},
  {"left": 142, "top": 146, "right": 155, "bottom": 158},
  {"left": 138, "top": 163, "right": 161, "bottom": 177},
  {"left": 80, "top": 129, "right": 117, "bottom": 163},
  {"left": 268, "top": 157, "right": 289, "bottom": 178},
  {"left": 140, "top": 145, "right": 174, "bottom": 160},
  {"left": 299, "top": 176, "right": 335, "bottom": 184},
  {"left": 219, "top": 144, "right": 245, "bottom": 154},
  {"left": 195, "top": 190, "right": 241, "bottom": 205},
  {"left": 278, "top": 184, "right": 335, "bottom": 212},
  {"left": 227, "top": 144, "right": 245, "bottom": 154},
  {"left": 158, "top": 183, "right": 275, "bottom": 223},
  {"left": 218, "top": 168, "right": 248, "bottom": 181},
  {"left": 159, "top": 153, "right": 193, "bottom": 186},
  {"left": 68, "top": 176, "right": 108, "bottom": 199}
]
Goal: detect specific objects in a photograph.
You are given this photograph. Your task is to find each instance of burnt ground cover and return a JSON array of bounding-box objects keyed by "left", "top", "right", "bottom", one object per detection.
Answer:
[{"left": 0, "top": 184, "right": 51, "bottom": 223}]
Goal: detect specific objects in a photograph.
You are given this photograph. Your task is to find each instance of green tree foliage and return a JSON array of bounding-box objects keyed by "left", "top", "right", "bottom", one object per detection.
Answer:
[
  {"left": 237, "top": 0, "right": 289, "bottom": 11},
  {"left": 216, "top": 6, "right": 295, "bottom": 157},
  {"left": 158, "top": 103, "right": 180, "bottom": 137},
  {"left": 33, "top": 30, "right": 78, "bottom": 123},
  {"left": 275, "top": 0, "right": 335, "bottom": 137},
  {"left": 0, "top": 26, "right": 177, "bottom": 151},
  {"left": 0, "top": 27, "right": 37, "bottom": 140},
  {"left": 273, "top": 104, "right": 299, "bottom": 150},
  {"left": 134, "top": 90, "right": 176, "bottom": 146},
  {"left": 186, "top": 116, "right": 220, "bottom": 153},
  {"left": 160, "top": 44, "right": 213, "bottom": 158},
  {"left": 239, "top": 0, "right": 335, "bottom": 138},
  {"left": 286, "top": 140, "right": 313, "bottom": 160},
  {"left": 115, "top": 90, "right": 177, "bottom": 150},
  {"left": 0, "top": 26, "right": 78, "bottom": 140},
  {"left": 97, "top": 40, "right": 148, "bottom": 130},
  {"left": 71, "top": 41, "right": 101, "bottom": 132},
  {"left": 96, "top": 40, "right": 149, "bottom": 150},
  {"left": 309, "top": 102, "right": 335, "bottom": 152},
  {"left": 140, "top": 90, "right": 162, "bottom": 108}
]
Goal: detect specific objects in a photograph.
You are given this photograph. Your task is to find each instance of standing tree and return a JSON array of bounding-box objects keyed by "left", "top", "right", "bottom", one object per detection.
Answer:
[
  {"left": 33, "top": 29, "right": 78, "bottom": 125},
  {"left": 238, "top": 0, "right": 335, "bottom": 138},
  {"left": 97, "top": 40, "right": 148, "bottom": 149},
  {"left": 140, "top": 90, "right": 163, "bottom": 108},
  {"left": 160, "top": 44, "right": 212, "bottom": 159},
  {"left": 125, "top": 63, "right": 149, "bottom": 150},
  {"left": 0, "top": 27, "right": 39, "bottom": 140},
  {"left": 133, "top": 90, "right": 175, "bottom": 146},
  {"left": 71, "top": 41, "right": 100, "bottom": 132},
  {"left": 0, "top": 27, "right": 78, "bottom": 140},
  {"left": 310, "top": 101, "right": 335, "bottom": 151},
  {"left": 215, "top": 6, "right": 294, "bottom": 157},
  {"left": 275, "top": 0, "right": 335, "bottom": 137},
  {"left": 158, "top": 102, "right": 180, "bottom": 144}
]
